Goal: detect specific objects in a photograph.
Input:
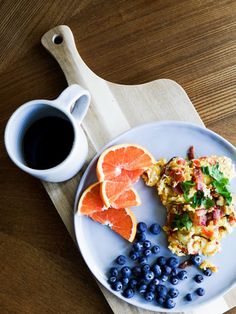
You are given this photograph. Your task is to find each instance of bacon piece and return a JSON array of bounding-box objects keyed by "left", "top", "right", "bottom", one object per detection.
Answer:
[
  {"left": 187, "top": 146, "right": 195, "bottom": 160},
  {"left": 173, "top": 182, "right": 184, "bottom": 194},
  {"left": 169, "top": 170, "right": 185, "bottom": 183},
  {"left": 194, "top": 209, "right": 207, "bottom": 226},
  {"left": 212, "top": 207, "right": 221, "bottom": 225},
  {"left": 193, "top": 167, "right": 204, "bottom": 191}
]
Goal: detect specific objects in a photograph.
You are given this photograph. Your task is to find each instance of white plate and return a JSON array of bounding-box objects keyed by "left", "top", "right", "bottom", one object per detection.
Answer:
[{"left": 74, "top": 121, "right": 236, "bottom": 312}]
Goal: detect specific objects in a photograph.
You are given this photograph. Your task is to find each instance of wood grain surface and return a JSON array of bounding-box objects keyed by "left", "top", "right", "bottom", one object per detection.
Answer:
[{"left": 0, "top": 1, "right": 236, "bottom": 314}]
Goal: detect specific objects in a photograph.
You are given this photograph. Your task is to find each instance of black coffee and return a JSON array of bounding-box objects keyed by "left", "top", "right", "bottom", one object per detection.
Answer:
[{"left": 23, "top": 116, "right": 74, "bottom": 170}]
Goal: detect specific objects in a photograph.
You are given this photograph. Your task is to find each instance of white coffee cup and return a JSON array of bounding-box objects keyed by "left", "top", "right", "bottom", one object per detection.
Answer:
[{"left": 4, "top": 84, "right": 91, "bottom": 182}]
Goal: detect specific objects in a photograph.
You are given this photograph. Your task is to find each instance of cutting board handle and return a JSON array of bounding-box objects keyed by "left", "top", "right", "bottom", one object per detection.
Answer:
[{"left": 41, "top": 25, "right": 91, "bottom": 86}]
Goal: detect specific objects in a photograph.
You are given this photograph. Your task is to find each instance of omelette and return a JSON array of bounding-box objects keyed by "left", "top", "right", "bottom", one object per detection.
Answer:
[{"left": 143, "top": 146, "right": 236, "bottom": 256}]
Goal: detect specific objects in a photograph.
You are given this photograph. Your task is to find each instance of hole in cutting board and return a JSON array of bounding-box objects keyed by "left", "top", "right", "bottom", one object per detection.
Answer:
[{"left": 52, "top": 35, "right": 63, "bottom": 45}]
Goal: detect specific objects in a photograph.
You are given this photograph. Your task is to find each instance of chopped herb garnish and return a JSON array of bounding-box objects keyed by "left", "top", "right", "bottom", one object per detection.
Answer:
[
  {"left": 202, "top": 197, "right": 215, "bottom": 209},
  {"left": 192, "top": 191, "right": 204, "bottom": 208},
  {"left": 201, "top": 164, "right": 224, "bottom": 181},
  {"left": 172, "top": 213, "right": 193, "bottom": 231},
  {"left": 181, "top": 181, "right": 195, "bottom": 201},
  {"left": 212, "top": 180, "right": 232, "bottom": 205},
  {"left": 201, "top": 163, "right": 232, "bottom": 205}
]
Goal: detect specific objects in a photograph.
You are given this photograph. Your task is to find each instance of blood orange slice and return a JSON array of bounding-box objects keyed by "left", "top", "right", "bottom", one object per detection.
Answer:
[
  {"left": 97, "top": 144, "right": 155, "bottom": 206},
  {"left": 78, "top": 182, "right": 140, "bottom": 215},
  {"left": 96, "top": 144, "right": 155, "bottom": 181},
  {"left": 90, "top": 207, "right": 137, "bottom": 242},
  {"left": 111, "top": 187, "right": 141, "bottom": 209},
  {"left": 78, "top": 182, "right": 106, "bottom": 216}
]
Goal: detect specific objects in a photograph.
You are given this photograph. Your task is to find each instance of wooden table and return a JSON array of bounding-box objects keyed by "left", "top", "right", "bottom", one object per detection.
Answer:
[{"left": 1, "top": 1, "right": 236, "bottom": 313}]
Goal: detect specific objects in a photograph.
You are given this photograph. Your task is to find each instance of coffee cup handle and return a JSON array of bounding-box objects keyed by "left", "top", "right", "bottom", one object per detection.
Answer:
[{"left": 55, "top": 84, "right": 91, "bottom": 123}]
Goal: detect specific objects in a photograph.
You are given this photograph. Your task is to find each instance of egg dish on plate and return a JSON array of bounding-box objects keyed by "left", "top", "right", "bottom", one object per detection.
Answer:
[{"left": 143, "top": 146, "right": 236, "bottom": 257}]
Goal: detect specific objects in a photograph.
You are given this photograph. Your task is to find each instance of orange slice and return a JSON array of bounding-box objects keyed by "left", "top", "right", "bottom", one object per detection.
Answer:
[
  {"left": 90, "top": 207, "right": 137, "bottom": 242},
  {"left": 78, "top": 182, "right": 140, "bottom": 215},
  {"left": 97, "top": 144, "right": 155, "bottom": 206},
  {"left": 96, "top": 144, "right": 155, "bottom": 181},
  {"left": 111, "top": 187, "right": 141, "bottom": 209},
  {"left": 78, "top": 182, "right": 106, "bottom": 216}
]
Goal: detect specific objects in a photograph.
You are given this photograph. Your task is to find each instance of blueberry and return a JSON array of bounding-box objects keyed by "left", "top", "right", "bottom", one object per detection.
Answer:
[
  {"left": 143, "top": 240, "right": 152, "bottom": 249},
  {"left": 133, "top": 242, "right": 143, "bottom": 252},
  {"left": 165, "top": 298, "right": 176, "bottom": 309},
  {"left": 121, "top": 266, "right": 131, "bottom": 278},
  {"left": 196, "top": 287, "right": 205, "bottom": 296},
  {"left": 129, "top": 251, "right": 139, "bottom": 261},
  {"left": 170, "top": 276, "right": 179, "bottom": 285},
  {"left": 151, "top": 245, "right": 160, "bottom": 254},
  {"left": 137, "top": 281, "right": 147, "bottom": 294},
  {"left": 167, "top": 257, "right": 179, "bottom": 268},
  {"left": 159, "top": 274, "right": 168, "bottom": 282},
  {"left": 162, "top": 265, "right": 172, "bottom": 276},
  {"left": 109, "top": 267, "right": 118, "bottom": 277},
  {"left": 156, "top": 284, "right": 168, "bottom": 298},
  {"left": 149, "top": 223, "right": 161, "bottom": 235},
  {"left": 137, "top": 222, "right": 148, "bottom": 233},
  {"left": 142, "top": 264, "right": 151, "bottom": 273},
  {"left": 144, "top": 271, "right": 155, "bottom": 282},
  {"left": 191, "top": 254, "right": 202, "bottom": 266},
  {"left": 178, "top": 270, "right": 188, "bottom": 280},
  {"left": 116, "top": 255, "right": 126, "bottom": 265},
  {"left": 144, "top": 291, "right": 155, "bottom": 302},
  {"left": 203, "top": 268, "right": 212, "bottom": 277},
  {"left": 136, "top": 232, "right": 146, "bottom": 242},
  {"left": 152, "top": 264, "right": 162, "bottom": 277},
  {"left": 111, "top": 281, "right": 123, "bottom": 291},
  {"left": 132, "top": 266, "right": 141, "bottom": 277},
  {"left": 121, "top": 277, "right": 129, "bottom": 286},
  {"left": 171, "top": 268, "right": 178, "bottom": 276},
  {"left": 129, "top": 278, "right": 138, "bottom": 289},
  {"left": 186, "top": 293, "right": 193, "bottom": 301},
  {"left": 151, "top": 278, "right": 159, "bottom": 286},
  {"left": 156, "top": 297, "right": 165, "bottom": 305},
  {"left": 138, "top": 256, "right": 148, "bottom": 265},
  {"left": 168, "top": 288, "right": 179, "bottom": 298},
  {"left": 144, "top": 249, "right": 152, "bottom": 257},
  {"left": 108, "top": 276, "right": 117, "bottom": 284},
  {"left": 194, "top": 274, "right": 204, "bottom": 283},
  {"left": 147, "top": 283, "right": 156, "bottom": 292},
  {"left": 157, "top": 256, "right": 166, "bottom": 266},
  {"left": 123, "top": 288, "right": 134, "bottom": 299}
]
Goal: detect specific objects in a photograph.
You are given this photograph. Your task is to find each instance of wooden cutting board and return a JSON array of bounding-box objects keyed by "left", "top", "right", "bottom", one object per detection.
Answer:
[{"left": 41, "top": 25, "right": 236, "bottom": 314}]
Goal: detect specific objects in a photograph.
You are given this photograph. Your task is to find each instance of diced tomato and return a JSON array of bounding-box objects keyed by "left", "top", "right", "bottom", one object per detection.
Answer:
[
  {"left": 187, "top": 146, "right": 195, "bottom": 160},
  {"left": 193, "top": 167, "right": 204, "bottom": 191},
  {"left": 202, "top": 227, "right": 214, "bottom": 238},
  {"left": 177, "top": 158, "right": 186, "bottom": 165},
  {"left": 229, "top": 216, "right": 236, "bottom": 225},
  {"left": 192, "top": 159, "right": 201, "bottom": 167}
]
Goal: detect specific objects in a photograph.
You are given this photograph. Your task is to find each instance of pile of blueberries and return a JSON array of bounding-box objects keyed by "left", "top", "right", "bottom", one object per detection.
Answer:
[{"left": 107, "top": 222, "right": 213, "bottom": 309}]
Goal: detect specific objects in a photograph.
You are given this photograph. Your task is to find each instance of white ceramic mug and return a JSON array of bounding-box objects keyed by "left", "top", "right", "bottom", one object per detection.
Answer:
[{"left": 4, "top": 84, "right": 91, "bottom": 182}]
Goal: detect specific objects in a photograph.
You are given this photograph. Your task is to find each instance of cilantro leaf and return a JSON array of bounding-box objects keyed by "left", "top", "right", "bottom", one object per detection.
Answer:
[
  {"left": 192, "top": 191, "right": 204, "bottom": 208},
  {"left": 181, "top": 181, "right": 195, "bottom": 201},
  {"left": 172, "top": 213, "right": 193, "bottom": 231},
  {"left": 201, "top": 164, "right": 224, "bottom": 181},
  {"left": 202, "top": 198, "right": 214, "bottom": 209},
  {"left": 201, "top": 164, "right": 232, "bottom": 205},
  {"left": 212, "top": 180, "right": 232, "bottom": 205}
]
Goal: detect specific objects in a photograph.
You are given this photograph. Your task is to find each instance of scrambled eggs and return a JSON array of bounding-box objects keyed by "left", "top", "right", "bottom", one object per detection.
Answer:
[{"left": 143, "top": 147, "right": 236, "bottom": 256}]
